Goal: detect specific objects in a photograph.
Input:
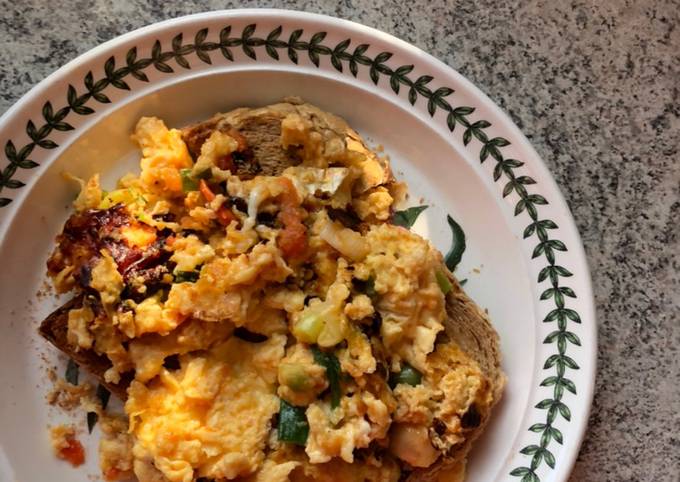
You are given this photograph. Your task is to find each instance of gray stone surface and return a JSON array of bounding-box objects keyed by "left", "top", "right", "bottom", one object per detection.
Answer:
[{"left": 0, "top": 0, "right": 678, "bottom": 480}]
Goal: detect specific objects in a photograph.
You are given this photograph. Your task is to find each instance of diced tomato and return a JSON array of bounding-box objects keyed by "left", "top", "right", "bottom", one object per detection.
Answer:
[
  {"left": 199, "top": 179, "right": 216, "bottom": 202},
  {"left": 104, "top": 468, "right": 121, "bottom": 481},
  {"left": 276, "top": 177, "right": 308, "bottom": 258},
  {"left": 278, "top": 209, "right": 307, "bottom": 258},
  {"left": 59, "top": 436, "right": 85, "bottom": 467},
  {"left": 217, "top": 153, "right": 235, "bottom": 172},
  {"left": 199, "top": 179, "right": 237, "bottom": 226}
]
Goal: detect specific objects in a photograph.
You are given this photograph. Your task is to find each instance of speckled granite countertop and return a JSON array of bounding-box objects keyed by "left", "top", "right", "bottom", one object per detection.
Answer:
[{"left": 1, "top": 1, "right": 678, "bottom": 480}]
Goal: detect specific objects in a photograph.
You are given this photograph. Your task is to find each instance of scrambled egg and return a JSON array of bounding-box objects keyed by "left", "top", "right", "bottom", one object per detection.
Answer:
[
  {"left": 126, "top": 336, "right": 285, "bottom": 481},
  {"left": 358, "top": 224, "right": 446, "bottom": 373},
  {"left": 132, "top": 116, "right": 193, "bottom": 195},
  {"left": 48, "top": 104, "right": 493, "bottom": 482},
  {"left": 306, "top": 391, "right": 390, "bottom": 464}
]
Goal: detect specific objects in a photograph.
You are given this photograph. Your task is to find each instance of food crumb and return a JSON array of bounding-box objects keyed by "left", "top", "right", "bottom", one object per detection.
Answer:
[
  {"left": 50, "top": 424, "right": 85, "bottom": 467},
  {"left": 99, "top": 414, "right": 135, "bottom": 481},
  {"left": 47, "top": 378, "right": 94, "bottom": 411}
]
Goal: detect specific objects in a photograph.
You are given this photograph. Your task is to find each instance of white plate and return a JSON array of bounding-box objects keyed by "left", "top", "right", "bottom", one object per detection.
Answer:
[{"left": 0, "top": 9, "right": 596, "bottom": 482}]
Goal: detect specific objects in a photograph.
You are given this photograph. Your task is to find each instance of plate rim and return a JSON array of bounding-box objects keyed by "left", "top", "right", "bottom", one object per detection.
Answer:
[{"left": 0, "top": 9, "right": 597, "bottom": 482}]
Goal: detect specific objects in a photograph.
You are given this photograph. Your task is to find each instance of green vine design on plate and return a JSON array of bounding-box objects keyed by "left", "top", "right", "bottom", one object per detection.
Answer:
[{"left": 0, "top": 24, "right": 582, "bottom": 480}]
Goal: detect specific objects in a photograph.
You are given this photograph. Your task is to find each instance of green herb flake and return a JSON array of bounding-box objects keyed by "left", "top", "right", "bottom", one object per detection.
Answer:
[
  {"left": 180, "top": 168, "right": 198, "bottom": 192},
  {"left": 96, "top": 384, "right": 111, "bottom": 410},
  {"left": 87, "top": 411, "right": 98, "bottom": 433},
  {"left": 435, "top": 269, "right": 453, "bottom": 295},
  {"left": 352, "top": 276, "right": 377, "bottom": 299},
  {"left": 174, "top": 270, "right": 200, "bottom": 283},
  {"left": 444, "top": 214, "right": 466, "bottom": 271},
  {"left": 392, "top": 205, "right": 428, "bottom": 229},
  {"left": 278, "top": 399, "right": 309, "bottom": 446},
  {"left": 65, "top": 359, "right": 79, "bottom": 386},
  {"left": 389, "top": 363, "right": 422, "bottom": 388},
  {"left": 364, "top": 277, "right": 377, "bottom": 298},
  {"left": 311, "top": 346, "right": 342, "bottom": 408}
]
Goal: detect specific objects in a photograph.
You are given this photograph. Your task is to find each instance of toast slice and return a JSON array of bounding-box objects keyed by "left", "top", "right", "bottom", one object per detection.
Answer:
[
  {"left": 39, "top": 100, "right": 504, "bottom": 480},
  {"left": 39, "top": 295, "right": 131, "bottom": 399},
  {"left": 181, "top": 97, "right": 373, "bottom": 178}
]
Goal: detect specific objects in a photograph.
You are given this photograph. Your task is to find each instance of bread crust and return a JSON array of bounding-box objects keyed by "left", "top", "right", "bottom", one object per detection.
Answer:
[
  {"left": 38, "top": 295, "right": 131, "bottom": 399},
  {"left": 181, "top": 97, "right": 359, "bottom": 178},
  {"left": 406, "top": 273, "right": 505, "bottom": 481}
]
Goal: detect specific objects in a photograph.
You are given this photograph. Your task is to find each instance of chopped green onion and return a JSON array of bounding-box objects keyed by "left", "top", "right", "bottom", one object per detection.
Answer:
[
  {"left": 365, "top": 277, "right": 377, "bottom": 298},
  {"left": 352, "top": 276, "right": 377, "bottom": 299},
  {"left": 195, "top": 168, "right": 212, "bottom": 180},
  {"left": 99, "top": 188, "right": 142, "bottom": 209},
  {"left": 360, "top": 277, "right": 378, "bottom": 298},
  {"left": 435, "top": 269, "right": 453, "bottom": 295},
  {"left": 278, "top": 399, "right": 309, "bottom": 445},
  {"left": 389, "top": 363, "right": 422, "bottom": 388},
  {"left": 174, "top": 270, "right": 200, "bottom": 283},
  {"left": 87, "top": 411, "right": 98, "bottom": 433},
  {"left": 311, "top": 347, "right": 342, "bottom": 408},
  {"left": 136, "top": 212, "right": 153, "bottom": 225},
  {"left": 292, "top": 310, "right": 324, "bottom": 344},
  {"left": 180, "top": 168, "right": 198, "bottom": 192},
  {"left": 65, "top": 359, "right": 79, "bottom": 385},
  {"left": 133, "top": 190, "right": 148, "bottom": 205}
]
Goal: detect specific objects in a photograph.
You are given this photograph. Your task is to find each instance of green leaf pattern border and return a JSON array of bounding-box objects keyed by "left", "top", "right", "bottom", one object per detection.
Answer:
[{"left": 0, "top": 24, "right": 582, "bottom": 480}]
